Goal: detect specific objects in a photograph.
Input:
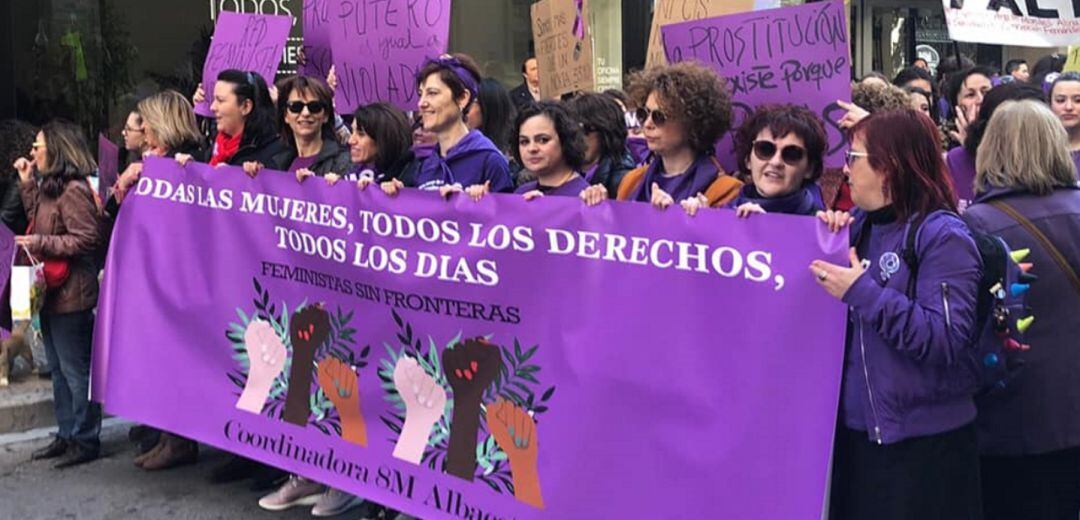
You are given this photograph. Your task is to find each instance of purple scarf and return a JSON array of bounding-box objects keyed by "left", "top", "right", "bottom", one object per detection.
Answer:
[{"left": 631, "top": 154, "right": 720, "bottom": 203}]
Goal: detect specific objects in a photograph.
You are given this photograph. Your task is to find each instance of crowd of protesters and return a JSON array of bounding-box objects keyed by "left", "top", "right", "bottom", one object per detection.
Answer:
[{"left": 3, "top": 46, "right": 1079, "bottom": 520}]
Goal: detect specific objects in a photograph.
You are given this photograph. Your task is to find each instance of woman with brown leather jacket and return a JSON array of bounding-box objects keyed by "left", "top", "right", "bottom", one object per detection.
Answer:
[{"left": 13, "top": 119, "right": 102, "bottom": 469}]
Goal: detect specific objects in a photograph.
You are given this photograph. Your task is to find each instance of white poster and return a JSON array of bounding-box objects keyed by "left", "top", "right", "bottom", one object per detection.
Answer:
[{"left": 943, "top": 0, "right": 1080, "bottom": 47}]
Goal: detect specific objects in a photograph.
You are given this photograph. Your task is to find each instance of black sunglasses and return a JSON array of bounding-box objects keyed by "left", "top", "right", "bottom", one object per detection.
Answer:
[
  {"left": 634, "top": 107, "right": 667, "bottom": 126},
  {"left": 752, "top": 140, "right": 806, "bottom": 165},
  {"left": 286, "top": 101, "right": 327, "bottom": 114}
]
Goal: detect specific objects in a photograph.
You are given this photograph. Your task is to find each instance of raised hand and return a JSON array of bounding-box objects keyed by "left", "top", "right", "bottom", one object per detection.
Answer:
[
  {"left": 283, "top": 305, "right": 331, "bottom": 426},
  {"left": 317, "top": 356, "right": 367, "bottom": 446},
  {"left": 487, "top": 399, "right": 544, "bottom": 509},
  {"left": 391, "top": 357, "right": 447, "bottom": 464},
  {"left": 236, "top": 320, "right": 287, "bottom": 414},
  {"left": 442, "top": 338, "right": 503, "bottom": 481}
]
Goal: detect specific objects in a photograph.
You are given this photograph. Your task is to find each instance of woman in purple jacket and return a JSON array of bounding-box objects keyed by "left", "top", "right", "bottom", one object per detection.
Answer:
[
  {"left": 812, "top": 109, "right": 984, "bottom": 519},
  {"left": 963, "top": 100, "right": 1080, "bottom": 520},
  {"left": 381, "top": 54, "right": 513, "bottom": 198}
]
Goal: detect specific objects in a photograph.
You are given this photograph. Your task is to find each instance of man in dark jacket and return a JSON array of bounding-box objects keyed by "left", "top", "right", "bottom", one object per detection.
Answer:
[{"left": 510, "top": 57, "right": 541, "bottom": 111}]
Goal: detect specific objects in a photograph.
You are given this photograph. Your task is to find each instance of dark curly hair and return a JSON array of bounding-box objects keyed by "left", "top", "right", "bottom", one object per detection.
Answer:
[
  {"left": 733, "top": 104, "right": 828, "bottom": 182},
  {"left": 0, "top": 119, "right": 35, "bottom": 183},
  {"left": 963, "top": 82, "right": 1046, "bottom": 154},
  {"left": 852, "top": 82, "right": 911, "bottom": 114},
  {"left": 566, "top": 93, "right": 627, "bottom": 165},
  {"left": 625, "top": 62, "right": 731, "bottom": 156},
  {"left": 946, "top": 66, "right": 996, "bottom": 111},
  {"left": 511, "top": 101, "right": 586, "bottom": 172}
]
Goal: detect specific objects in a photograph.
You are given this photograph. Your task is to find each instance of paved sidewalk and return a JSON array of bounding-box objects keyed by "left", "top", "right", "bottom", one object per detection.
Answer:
[{"left": 0, "top": 377, "right": 54, "bottom": 434}]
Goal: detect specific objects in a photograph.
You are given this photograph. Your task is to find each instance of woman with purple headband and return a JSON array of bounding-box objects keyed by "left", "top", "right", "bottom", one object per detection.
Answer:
[{"left": 379, "top": 54, "right": 513, "bottom": 198}]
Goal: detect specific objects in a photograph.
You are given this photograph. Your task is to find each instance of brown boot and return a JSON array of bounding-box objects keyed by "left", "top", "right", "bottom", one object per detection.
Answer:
[
  {"left": 141, "top": 435, "right": 198, "bottom": 471},
  {"left": 134, "top": 435, "right": 167, "bottom": 468}
]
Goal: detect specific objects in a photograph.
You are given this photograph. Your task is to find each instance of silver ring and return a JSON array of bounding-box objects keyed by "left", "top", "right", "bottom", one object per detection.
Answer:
[{"left": 817, "top": 270, "right": 828, "bottom": 281}]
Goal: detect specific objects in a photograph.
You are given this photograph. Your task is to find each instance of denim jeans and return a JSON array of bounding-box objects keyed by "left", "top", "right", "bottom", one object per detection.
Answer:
[{"left": 41, "top": 310, "right": 101, "bottom": 453}]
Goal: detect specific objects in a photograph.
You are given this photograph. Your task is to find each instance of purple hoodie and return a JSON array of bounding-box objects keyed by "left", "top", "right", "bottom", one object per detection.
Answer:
[
  {"left": 514, "top": 174, "right": 590, "bottom": 197},
  {"left": 945, "top": 146, "right": 977, "bottom": 210},
  {"left": 414, "top": 130, "right": 513, "bottom": 193},
  {"left": 841, "top": 208, "right": 982, "bottom": 445}
]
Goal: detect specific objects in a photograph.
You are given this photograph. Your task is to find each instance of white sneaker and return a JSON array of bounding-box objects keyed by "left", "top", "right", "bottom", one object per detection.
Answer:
[
  {"left": 257, "top": 475, "right": 325, "bottom": 511},
  {"left": 311, "top": 487, "right": 363, "bottom": 517}
]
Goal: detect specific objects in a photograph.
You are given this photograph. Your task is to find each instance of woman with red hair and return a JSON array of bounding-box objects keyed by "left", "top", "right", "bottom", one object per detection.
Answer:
[{"left": 811, "top": 109, "right": 984, "bottom": 519}]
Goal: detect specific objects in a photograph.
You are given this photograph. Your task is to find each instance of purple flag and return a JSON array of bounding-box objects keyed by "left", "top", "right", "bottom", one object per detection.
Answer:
[
  {"left": 301, "top": 0, "right": 334, "bottom": 79},
  {"left": 662, "top": 0, "right": 851, "bottom": 172},
  {"left": 196, "top": 11, "right": 291, "bottom": 117},
  {"left": 97, "top": 134, "right": 120, "bottom": 201},
  {"left": 329, "top": 0, "right": 452, "bottom": 114},
  {"left": 95, "top": 157, "right": 848, "bottom": 519}
]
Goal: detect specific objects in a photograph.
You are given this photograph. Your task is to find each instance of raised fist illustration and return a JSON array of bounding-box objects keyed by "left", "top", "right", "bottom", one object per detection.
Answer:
[
  {"left": 283, "top": 305, "right": 330, "bottom": 426},
  {"left": 487, "top": 399, "right": 544, "bottom": 509},
  {"left": 442, "top": 338, "right": 503, "bottom": 481},
  {"left": 391, "top": 356, "right": 447, "bottom": 463},
  {"left": 235, "top": 319, "right": 287, "bottom": 414},
  {"left": 317, "top": 356, "right": 367, "bottom": 446}
]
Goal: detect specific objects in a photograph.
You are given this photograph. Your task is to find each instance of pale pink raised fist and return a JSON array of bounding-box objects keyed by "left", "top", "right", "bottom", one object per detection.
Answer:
[
  {"left": 235, "top": 319, "right": 287, "bottom": 414},
  {"left": 391, "top": 356, "right": 447, "bottom": 464}
]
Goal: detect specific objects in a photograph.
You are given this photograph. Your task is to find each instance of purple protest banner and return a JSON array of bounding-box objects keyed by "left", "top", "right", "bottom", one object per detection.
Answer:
[
  {"left": 662, "top": 0, "right": 851, "bottom": 172},
  {"left": 196, "top": 11, "right": 291, "bottom": 117},
  {"left": 97, "top": 134, "right": 120, "bottom": 201},
  {"left": 95, "top": 157, "right": 848, "bottom": 518},
  {"left": 301, "top": 0, "right": 334, "bottom": 79},
  {"left": 329, "top": 0, "right": 452, "bottom": 114}
]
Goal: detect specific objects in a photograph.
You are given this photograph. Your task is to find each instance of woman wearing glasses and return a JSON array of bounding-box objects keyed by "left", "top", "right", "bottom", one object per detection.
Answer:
[
  {"left": 581, "top": 62, "right": 742, "bottom": 212},
  {"left": 121, "top": 109, "right": 149, "bottom": 166},
  {"left": 729, "top": 104, "right": 827, "bottom": 217},
  {"left": 811, "top": 109, "right": 983, "bottom": 519},
  {"left": 272, "top": 76, "right": 350, "bottom": 183}
]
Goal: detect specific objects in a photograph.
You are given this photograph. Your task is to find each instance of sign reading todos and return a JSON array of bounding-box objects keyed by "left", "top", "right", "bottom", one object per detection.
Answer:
[
  {"left": 95, "top": 157, "right": 849, "bottom": 519},
  {"left": 942, "top": 0, "right": 1080, "bottom": 47},
  {"left": 197, "top": 11, "right": 292, "bottom": 117},
  {"left": 662, "top": 0, "right": 852, "bottom": 172},
  {"left": 531, "top": 0, "right": 595, "bottom": 99},
  {"left": 328, "top": 0, "right": 452, "bottom": 114}
]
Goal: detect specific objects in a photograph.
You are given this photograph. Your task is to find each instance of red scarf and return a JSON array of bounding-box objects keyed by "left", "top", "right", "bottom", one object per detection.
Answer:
[{"left": 210, "top": 130, "right": 243, "bottom": 166}]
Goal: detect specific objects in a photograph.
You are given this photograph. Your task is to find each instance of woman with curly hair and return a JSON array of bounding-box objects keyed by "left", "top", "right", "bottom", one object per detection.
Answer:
[
  {"left": 729, "top": 105, "right": 827, "bottom": 217},
  {"left": 513, "top": 101, "right": 590, "bottom": 199},
  {"left": 581, "top": 62, "right": 741, "bottom": 213}
]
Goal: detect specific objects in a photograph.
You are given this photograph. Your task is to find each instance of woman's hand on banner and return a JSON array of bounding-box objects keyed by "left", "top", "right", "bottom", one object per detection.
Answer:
[
  {"left": 522, "top": 190, "right": 545, "bottom": 202},
  {"left": 317, "top": 356, "right": 368, "bottom": 447},
  {"left": 816, "top": 210, "right": 854, "bottom": 233},
  {"left": 296, "top": 168, "right": 315, "bottom": 183},
  {"left": 680, "top": 193, "right": 709, "bottom": 217},
  {"left": 174, "top": 153, "right": 195, "bottom": 167},
  {"left": 242, "top": 162, "right": 264, "bottom": 178},
  {"left": 810, "top": 247, "right": 866, "bottom": 300},
  {"left": 579, "top": 184, "right": 607, "bottom": 206},
  {"left": 439, "top": 183, "right": 464, "bottom": 199},
  {"left": 487, "top": 398, "right": 545, "bottom": 509},
  {"left": 391, "top": 356, "right": 447, "bottom": 464},
  {"left": 650, "top": 183, "right": 675, "bottom": 210},
  {"left": 192, "top": 83, "right": 205, "bottom": 106},
  {"left": 378, "top": 178, "right": 404, "bottom": 196},
  {"left": 836, "top": 100, "right": 869, "bottom": 129},
  {"left": 465, "top": 181, "right": 490, "bottom": 202},
  {"left": 114, "top": 163, "right": 144, "bottom": 202},
  {"left": 323, "top": 173, "right": 342, "bottom": 186},
  {"left": 735, "top": 202, "right": 766, "bottom": 218}
]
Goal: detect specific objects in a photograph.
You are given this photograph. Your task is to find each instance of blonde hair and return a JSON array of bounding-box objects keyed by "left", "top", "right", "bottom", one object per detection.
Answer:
[
  {"left": 976, "top": 100, "right": 1077, "bottom": 195},
  {"left": 137, "top": 90, "right": 202, "bottom": 153}
]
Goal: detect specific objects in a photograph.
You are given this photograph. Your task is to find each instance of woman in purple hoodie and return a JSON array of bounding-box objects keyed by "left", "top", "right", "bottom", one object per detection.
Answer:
[
  {"left": 381, "top": 54, "right": 513, "bottom": 198},
  {"left": 811, "top": 109, "right": 984, "bottom": 519}
]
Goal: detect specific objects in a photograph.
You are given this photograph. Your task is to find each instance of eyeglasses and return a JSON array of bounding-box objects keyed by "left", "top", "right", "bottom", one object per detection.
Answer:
[
  {"left": 31, "top": 141, "right": 45, "bottom": 151},
  {"left": 634, "top": 107, "right": 667, "bottom": 126},
  {"left": 123, "top": 126, "right": 143, "bottom": 134},
  {"left": 286, "top": 101, "right": 327, "bottom": 114},
  {"left": 845, "top": 150, "right": 870, "bottom": 166},
  {"left": 752, "top": 140, "right": 806, "bottom": 165}
]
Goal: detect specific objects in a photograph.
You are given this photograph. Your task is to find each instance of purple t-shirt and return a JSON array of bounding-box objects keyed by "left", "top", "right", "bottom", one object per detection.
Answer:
[
  {"left": 287, "top": 154, "right": 319, "bottom": 173},
  {"left": 1073, "top": 150, "right": 1080, "bottom": 175},
  {"left": 513, "top": 174, "right": 590, "bottom": 197}
]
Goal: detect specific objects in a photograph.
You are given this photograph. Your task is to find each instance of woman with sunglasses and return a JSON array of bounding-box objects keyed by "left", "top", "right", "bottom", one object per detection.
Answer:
[
  {"left": 206, "top": 69, "right": 288, "bottom": 173},
  {"left": 566, "top": 93, "right": 635, "bottom": 197},
  {"left": 811, "top": 109, "right": 983, "bottom": 519},
  {"left": 381, "top": 54, "right": 513, "bottom": 198},
  {"left": 729, "top": 104, "right": 827, "bottom": 217},
  {"left": 272, "top": 75, "right": 350, "bottom": 184},
  {"left": 581, "top": 62, "right": 741, "bottom": 212}
]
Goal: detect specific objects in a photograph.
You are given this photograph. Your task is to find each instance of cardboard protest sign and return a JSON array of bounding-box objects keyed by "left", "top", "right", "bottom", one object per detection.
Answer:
[
  {"left": 197, "top": 12, "right": 291, "bottom": 117},
  {"left": 663, "top": 0, "right": 851, "bottom": 171},
  {"left": 1065, "top": 46, "right": 1080, "bottom": 73},
  {"left": 97, "top": 134, "right": 120, "bottom": 201},
  {"left": 531, "top": 0, "right": 595, "bottom": 99},
  {"left": 96, "top": 156, "right": 848, "bottom": 519},
  {"left": 645, "top": 0, "right": 755, "bottom": 69},
  {"left": 942, "top": 0, "right": 1080, "bottom": 47},
  {"left": 301, "top": 0, "right": 334, "bottom": 79},
  {"left": 329, "top": 0, "right": 452, "bottom": 114}
]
